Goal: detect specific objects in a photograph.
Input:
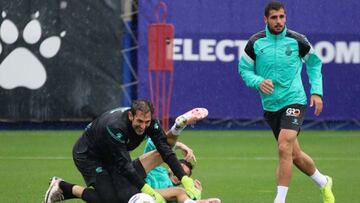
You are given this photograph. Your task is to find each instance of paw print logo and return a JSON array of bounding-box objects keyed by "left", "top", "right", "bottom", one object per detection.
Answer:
[{"left": 0, "top": 11, "right": 66, "bottom": 90}]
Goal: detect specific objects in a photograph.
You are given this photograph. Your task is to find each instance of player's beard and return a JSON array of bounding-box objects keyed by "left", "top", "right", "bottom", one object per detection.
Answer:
[
  {"left": 270, "top": 24, "right": 284, "bottom": 34},
  {"left": 134, "top": 127, "right": 145, "bottom": 135}
]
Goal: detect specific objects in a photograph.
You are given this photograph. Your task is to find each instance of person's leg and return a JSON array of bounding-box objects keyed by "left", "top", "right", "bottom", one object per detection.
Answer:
[
  {"left": 52, "top": 136, "right": 118, "bottom": 203},
  {"left": 273, "top": 129, "right": 297, "bottom": 203},
  {"left": 71, "top": 185, "right": 85, "bottom": 198},
  {"left": 264, "top": 110, "right": 287, "bottom": 203},
  {"left": 167, "top": 108, "right": 208, "bottom": 146},
  {"left": 92, "top": 169, "right": 119, "bottom": 203},
  {"left": 156, "top": 187, "right": 188, "bottom": 202},
  {"left": 156, "top": 187, "right": 221, "bottom": 203},
  {"left": 272, "top": 104, "right": 309, "bottom": 203},
  {"left": 44, "top": 177, "right": 65, "bottom": 203},
  {"left": 292, "top": 139, "right": 316, "bottom": 176},
  {"left": 292, "top": 139, "right": 335, "bottom": 203},
  {"left": 67, "top": 165, "right": 138, "bottom": 203},
  {"left": 45, "top": 170, "right": 118, "bottom": 203},
  {"left": 277, "top": 129, "right": 297, "bottom": 186},
  {"left": 71, "top": 136, "right": 117, "bottom": 202}
]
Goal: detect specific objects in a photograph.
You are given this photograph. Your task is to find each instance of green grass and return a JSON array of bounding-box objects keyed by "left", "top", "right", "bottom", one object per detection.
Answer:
[{"left": 0, "top": 130, "right": 359, "bottom": 202}]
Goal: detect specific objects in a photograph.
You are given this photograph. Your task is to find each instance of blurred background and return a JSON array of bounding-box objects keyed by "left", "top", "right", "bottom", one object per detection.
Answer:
[{"left": 0, "top": 0, "right": 359, "bottom": 130}]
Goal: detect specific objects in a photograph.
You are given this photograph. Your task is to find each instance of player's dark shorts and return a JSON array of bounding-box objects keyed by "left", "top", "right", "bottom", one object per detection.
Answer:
[
  {"left": 264, "top": 104, "right": 306, "bottom": 140},
  {"left": 72, "top": 135, "right": 147, "bottom": 203}
]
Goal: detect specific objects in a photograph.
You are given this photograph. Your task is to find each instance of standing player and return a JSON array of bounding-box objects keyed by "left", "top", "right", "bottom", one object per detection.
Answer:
[
  {"left": 238, "top": 1, "right": 335, "bottom": 203},
  {"left": 44, "top": 100, "right": 200, "bottom": 203}
]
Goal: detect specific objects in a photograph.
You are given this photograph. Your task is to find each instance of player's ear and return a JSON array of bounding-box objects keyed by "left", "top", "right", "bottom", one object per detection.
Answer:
[
  {"left": 264, "top": 16, "right": 267, "bottom": 24},
  {"left": 128, "top": 111, "right": 134, "bottom": 121}
]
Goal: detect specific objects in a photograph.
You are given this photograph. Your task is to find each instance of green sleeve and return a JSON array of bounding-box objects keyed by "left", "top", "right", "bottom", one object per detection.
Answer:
[
  {"left": 304, "top": 50, "right": 323, "bottom": 96},
  {"left": 238, "top": 56, "right": 264, "bottom": 90}
]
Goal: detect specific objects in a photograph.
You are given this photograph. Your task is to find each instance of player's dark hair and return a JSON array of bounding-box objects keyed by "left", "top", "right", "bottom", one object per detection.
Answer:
[
  {"left": 265, "top": 1, "right": 285, "bottom": 17},
  {"left": 130, "top": 99, "right": 154, "bottom": 117},
  {"left": 180, "top": 159, "right": 194, "bottom": 176}
]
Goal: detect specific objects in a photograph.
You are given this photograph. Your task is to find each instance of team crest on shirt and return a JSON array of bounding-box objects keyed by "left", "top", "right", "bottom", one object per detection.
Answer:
[
  {"left": 153, "top": 122, "right": 159, "bottom": 129},
  {"left": 285, "top": 46, "right": 292, "bottom": 56}
]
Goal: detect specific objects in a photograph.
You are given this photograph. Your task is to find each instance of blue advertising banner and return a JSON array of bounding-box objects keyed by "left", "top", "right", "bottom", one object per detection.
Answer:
[{"left": 138, "top": 0, "right": 360, "bottom": 120}]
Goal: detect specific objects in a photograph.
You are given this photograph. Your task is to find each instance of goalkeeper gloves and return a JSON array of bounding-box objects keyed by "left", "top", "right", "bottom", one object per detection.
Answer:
[
  {"left": 181, "top": 175, "right": 201, "bottom": 200},
  {"left": 141, "top": 183, "right": 166, "bottom": 203}
]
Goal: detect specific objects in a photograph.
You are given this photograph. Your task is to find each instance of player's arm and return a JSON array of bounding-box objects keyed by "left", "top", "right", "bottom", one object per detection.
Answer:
[
  {"left": 238, "top": 41, "right": 264, "bottom": 91},
  {"left": 299, "top": 36, "right": 323, "bottom": 116},
  {"left": 104, "top": 126, "right": 166, "bottom": 202},
  {"left": 148, "top": 120, "right": 201, "bottom": 200},
  {"left": 155, "top": 187, "right": 189, "bottom": 202},
  {"left": 104, "top": 126, "right": 146, "bottom": 188},
  {"left": 300, "top": 36, "right": 323, "bottom": 97},
  {"left": 147, "top": 120, "right": 186, "bottom": 179},
  {"left": 175, "top": 141, "right": 196, "bottom": 162}
]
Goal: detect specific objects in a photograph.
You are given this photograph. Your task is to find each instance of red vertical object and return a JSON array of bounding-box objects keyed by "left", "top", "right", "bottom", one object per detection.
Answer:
[
  {"left": 148, "top": 2, "right": 174, "bottom": 130},
  {"left": 148, "top": 24, "right": 174, "bottom": 71}
]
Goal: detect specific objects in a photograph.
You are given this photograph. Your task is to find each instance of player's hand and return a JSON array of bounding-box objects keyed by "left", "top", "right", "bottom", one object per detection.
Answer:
[
  {"left": 259, "top": 79, "right": 274, "bottom": 95},
  {"left": 176, "top": 142, "right": 197, "bottom": 162},
  {"left": 310, "top": 94, "right": 323, "bottom": 116},
  {"left": 141, "top": 183, "right": 166, "bottom": 203},
  {"left": 183, "top": 147, "right": 196, "bottom": 162},
  {"left": 181, "top": 176, "right": 201, "bottom": 200}
]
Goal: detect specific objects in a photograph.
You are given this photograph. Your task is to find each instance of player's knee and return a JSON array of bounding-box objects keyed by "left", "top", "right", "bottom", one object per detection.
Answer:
[{"left": 278, "top": 142, "right": 291, "bottom": 153}]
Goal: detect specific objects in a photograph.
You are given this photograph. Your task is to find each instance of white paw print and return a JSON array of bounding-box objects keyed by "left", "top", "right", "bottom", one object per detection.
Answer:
[{"left": 0, "top": 11, "right": 66, "bottom": 90}]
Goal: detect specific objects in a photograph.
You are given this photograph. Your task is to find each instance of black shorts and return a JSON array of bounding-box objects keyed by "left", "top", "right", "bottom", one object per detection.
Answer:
[
  {"left": 264, "top": 104, "right": 306, "bottom": 140},
  {"left": 72, "top": 135, "right": 147, "bottom": 202}
]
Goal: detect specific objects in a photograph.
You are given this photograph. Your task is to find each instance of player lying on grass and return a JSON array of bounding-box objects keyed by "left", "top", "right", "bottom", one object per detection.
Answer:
[
  {"left": 46, "top": 154, "right": 220, "bottom": 203},
  {"left": 133, "top": 108, "right": 219, "bottom": 203},
  {"left": 44, "top": 106, "right": 220, "bottom": 203}
]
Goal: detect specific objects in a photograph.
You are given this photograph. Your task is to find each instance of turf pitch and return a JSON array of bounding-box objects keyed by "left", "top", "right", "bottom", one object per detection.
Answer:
[{"left": 0, "top": 130, "right": 359, "bottom": 202}]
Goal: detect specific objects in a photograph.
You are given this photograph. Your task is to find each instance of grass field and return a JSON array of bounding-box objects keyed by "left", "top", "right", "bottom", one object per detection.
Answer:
[{"left": 0, "top": 130, "right": 359, "bottom": 202}]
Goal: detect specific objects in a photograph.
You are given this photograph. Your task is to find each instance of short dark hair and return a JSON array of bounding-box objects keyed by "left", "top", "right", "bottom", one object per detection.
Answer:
[
  {"left": 130, "top": 99, "right": 154, "bottom": 117},
  {"left": 265, "top": 1, "right": 285, "bottom": 17},
  {"left": 180, "top": 159, "right": 194, "bottom": 176}
]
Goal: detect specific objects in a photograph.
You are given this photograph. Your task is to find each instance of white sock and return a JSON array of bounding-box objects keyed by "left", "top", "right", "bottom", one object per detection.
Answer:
[
  {"left": 274, "top": 186, "right": 288, "bottom": 203},
  {"left": 170, "top": 123, "right": 185, "bottom": 136},
  {"left": 310, "top": 169, "right": 328, "bottom": 188},
  {"left": 184, "top": 199, "right": 196, "bottom": 203}
]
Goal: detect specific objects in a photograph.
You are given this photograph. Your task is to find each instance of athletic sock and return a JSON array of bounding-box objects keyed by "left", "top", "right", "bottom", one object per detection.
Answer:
[
  {"left": 274, "top": 186, "right": 288, "bottom": 203},
  {"left": 184, "top": 199, "right": 196, "bottom": 203},
  {"left": 59, "top": 181, "right": 76, "bottom": 199},
  {"left": 170, "top": 123, "right": 185, "bottom": 136},
  {"left": 310, "top": 168, "right": 328, "bottom": 188}
]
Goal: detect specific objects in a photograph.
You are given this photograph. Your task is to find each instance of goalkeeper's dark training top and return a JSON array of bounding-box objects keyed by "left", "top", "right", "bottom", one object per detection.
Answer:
[{"left": 80, "top": 107, "right": 185, "bottom": 189}]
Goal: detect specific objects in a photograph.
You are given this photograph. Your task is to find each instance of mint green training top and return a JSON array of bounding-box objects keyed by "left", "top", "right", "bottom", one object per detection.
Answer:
[
  {"left": 238, "top": 26, "right": 323, "bottom": 112},
  {"left": 144, "top": 138, "right": 175, "bottom": 189}
]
